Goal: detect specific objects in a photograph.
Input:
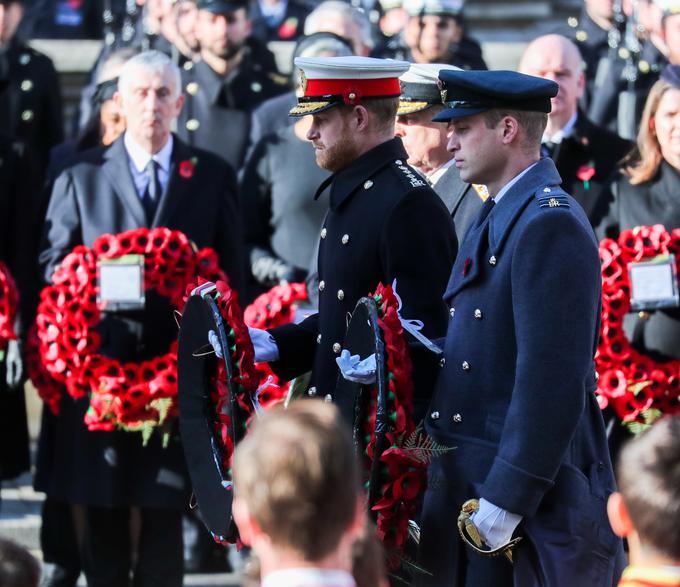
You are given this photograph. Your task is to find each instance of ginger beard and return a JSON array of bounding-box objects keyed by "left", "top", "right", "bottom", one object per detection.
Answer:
[{"left": 310, "top": 108, "right": 361, "bottom": 173}]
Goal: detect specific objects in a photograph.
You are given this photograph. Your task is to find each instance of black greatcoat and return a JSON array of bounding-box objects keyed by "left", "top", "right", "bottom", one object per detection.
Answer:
[
  {"left": 38, "top": 134, "right": 244, "bottom": 507},
  {"left": 176, "top": 43, "right": 287, "bottom": 170},
  {"left": 269, "top": 138, "right": 457, "bottom": 408},
  {"left": 0, "top": 38, "right": 63, "bottom": 180},
  {"left": 549, "top": 112, "right": 632, "bottom": 226}
]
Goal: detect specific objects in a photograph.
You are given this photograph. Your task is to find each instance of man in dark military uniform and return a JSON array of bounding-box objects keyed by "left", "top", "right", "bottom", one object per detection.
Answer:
[
  {"left": 374, "top": 0, "right": 486, "bottom": 70},
  {"left": 415, "top": 69, "right": 624, "bottom": 587},
  {"left": 248, "top": 56, "right": 456, "bottom": 414},
  {"left": 395, "top": 62, "right": 483, "bottom": 244},
  {"left": 176, "top": 0, "right": 288, "bottom": 170},
  {"left": 519, "top": 34, "right": 632, "bottom": 226},
  {"left": 0, "top": 0, "right": 63, "bottom": 180}
]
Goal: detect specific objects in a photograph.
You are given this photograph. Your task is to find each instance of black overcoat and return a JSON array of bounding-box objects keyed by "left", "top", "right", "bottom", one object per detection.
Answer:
[
  {"left": 37, "top": 134, "right": 244, "bottom": 508},
  {"left": 269, "top": 138, "right": 457, "bottom": 408}
]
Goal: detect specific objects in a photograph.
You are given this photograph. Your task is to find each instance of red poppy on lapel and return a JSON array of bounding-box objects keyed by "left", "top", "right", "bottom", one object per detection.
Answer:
[
  {"left": 463, "top": 257, "right": 472, "bottom": 276},
  {"left": 278, "top": 16, "right": 298, "bottom": 39},
  {"left": 179, "top": 158, "right": 197, "bottom": 179},
  {"left": 576, "top": 163, "right": 596, "bottom": 190}
]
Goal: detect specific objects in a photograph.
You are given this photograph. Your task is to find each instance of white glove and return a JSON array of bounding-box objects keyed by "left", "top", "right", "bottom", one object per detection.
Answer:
[
  {"left": 248, "top": 327, "right": 279, "bottom": 362},
  {"left": 5, "top": 339, "right": 23, "bottom": 388},
  {"left": 470, "top": 498, "right": 522, "bottom": 550},
  {"left": 208, "top": 330, "right": 224, "bottom": 359},
  {"left": 336, "top": 350, "right": 376, "bottom": 385}
]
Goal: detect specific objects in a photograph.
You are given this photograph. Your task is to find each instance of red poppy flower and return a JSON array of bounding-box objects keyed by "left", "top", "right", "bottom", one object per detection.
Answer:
[
  {"left": 576, "top": 164, "right": 596, "bottom": 182},
  {"left": 179, "top": 159, "right": 195, "bottom": 179}
]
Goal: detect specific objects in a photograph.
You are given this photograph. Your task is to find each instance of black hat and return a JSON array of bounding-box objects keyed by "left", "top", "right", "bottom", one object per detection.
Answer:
[
  {"left": 432, "top": 69, "right": 559, "bottom": 122},
  {"left": 660, "top": 64, "right": 680, "bottom": 89},
  {"left": 196, "top": 0, "right": 248, "bottom": 13}
]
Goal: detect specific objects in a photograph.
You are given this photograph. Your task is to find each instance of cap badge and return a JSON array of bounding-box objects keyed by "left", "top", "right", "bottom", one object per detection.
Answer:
[{"left": 299, "top": 69, "right": 307, "bottom": 93}]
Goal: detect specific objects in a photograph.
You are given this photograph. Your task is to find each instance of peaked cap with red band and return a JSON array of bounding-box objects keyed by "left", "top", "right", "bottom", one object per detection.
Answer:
[{"left": 289, "top": 56, "right": 410, "bottom": 117}]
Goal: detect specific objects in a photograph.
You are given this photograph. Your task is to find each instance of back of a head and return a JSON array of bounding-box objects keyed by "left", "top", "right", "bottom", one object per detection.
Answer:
[
  {"left": 233, "top": 401, "right": 361, "bottom": 562},
  {"left": 0, "top": 539, "right": 40, "bottom": 587},
  {"left": 617, "top": 416, "right": 680, "bottom": 561}
]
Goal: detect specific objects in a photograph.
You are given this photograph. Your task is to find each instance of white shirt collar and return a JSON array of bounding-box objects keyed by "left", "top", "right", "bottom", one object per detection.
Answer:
[
  {"left": 262, "top": 568, "right": 356, "bottom": 587},
  {"left": 428, "top": 158, "right": 457, "bottom": 186},
  {"left": 123, "top": 132, "right": 174, "bottom": 174},
  {"left": 543, "top": 111, "right": 578, "bottom": 145},
  {"left": 258, "top": 0, "right": 288, "bottom": 19},
  {"left": 494, "top": 161, "right": 539, "bottom": 204}
]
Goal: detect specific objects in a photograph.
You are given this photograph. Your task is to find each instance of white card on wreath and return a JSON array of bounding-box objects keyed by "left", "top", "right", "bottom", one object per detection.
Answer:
[
  {"left": 98, "top": 254, "right": 145, "bottom": 311},
  {"left": 628, "top": 254, "right": 679, "bottom": 311}
]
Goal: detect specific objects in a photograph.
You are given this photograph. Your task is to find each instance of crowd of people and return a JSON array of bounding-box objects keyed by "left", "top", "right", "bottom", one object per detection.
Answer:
[{"left": 1, "top": 0, "right": 680, "bottom": 585}]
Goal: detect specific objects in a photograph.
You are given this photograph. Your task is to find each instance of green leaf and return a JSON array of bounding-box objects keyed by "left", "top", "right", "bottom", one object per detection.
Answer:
[{"left": 402, "top": 422, "right": 455, "bottom": 465}]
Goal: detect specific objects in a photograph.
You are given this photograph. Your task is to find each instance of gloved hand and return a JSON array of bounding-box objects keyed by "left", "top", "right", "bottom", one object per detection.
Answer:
[
  {"left": 470, "top": 498, "right": 522, "bottom": 550},
  {"left": 208, "top": 330, "right": 224, "bottom": 359},
  {"left": 336, "top": 350, "right": 376, "bottom": 385},
  {"left": 5, "top": 339, "right": 23, "bottom": 388},
  {"left": 248, "top": 327, "right": 279, "bottom": 362}
]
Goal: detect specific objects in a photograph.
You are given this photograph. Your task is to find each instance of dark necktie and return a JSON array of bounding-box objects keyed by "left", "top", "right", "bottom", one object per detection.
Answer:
[
  {"left": 474, "top": 197, "right": 495, "bottom": 228},
  {"left": 143, "top": 160, "right": 160, "bottom": 224}
]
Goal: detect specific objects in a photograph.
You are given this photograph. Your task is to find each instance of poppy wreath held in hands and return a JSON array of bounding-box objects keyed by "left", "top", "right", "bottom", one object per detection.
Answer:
[
  {"left": 35, "top": 228, "right": 227, "bottom": 438},
  {"left": 596, "top": 225, "right": 680, "bottom": 431},
  {"left": 362, "top": 283, "right": 450, "bottom": 568},
  {"left": 0, "top": 261, "right": 19, "bottom": 351},
  {"left": 244, "top": 282, "right": 309, "bottom": 402}
]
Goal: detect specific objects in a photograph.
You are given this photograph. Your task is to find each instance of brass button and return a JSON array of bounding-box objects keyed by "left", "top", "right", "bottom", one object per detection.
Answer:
[
  {"left": 364, "top": 180, "right": 373, "bottom": 189},
  {"left": 576, "top": 30, "right": 588, "bottom": 42},
  {"left": 333, "top": 342, "right": 341, "bottom": 354},
  {"left": 395, "top": 159, "right": 402, "bottom": 165},
  {"left": 308, "top": 386, "right": 317, "bottom": 396},
  {"left": 337, "top": 290, "right": 344, "bottom": 300},
  {"left": 251, "top": 82, "right": 262, "bottom": 93},
  {"left": 324, "top": 394, "right": 333, "bottom": 402},
  {"left": 316, "top": 334, "right": 322, "bottom": 344},
  {"left": 453, "top": 413, "right": 462, "bottom": 423},
  {"left": 341, "top": 234, "right": 350, "bottom": 245},
  {"left": 439, "top": 357, "right": 446, "bottom": 367},
  {"left": 183, "top": 61, "right": 194, "bottom": 70},
  {"left": 348, "top": 92, "right": 356, "bottom": 100},
  {"left": 319, "top": 280, "right": 325, "bottom": 292},
  {"left": 543, "top": 187, "right": 551, "bottom": 193},
  {"left": 21, "top": 110, "right": 34, "bottom": 122},
  {"left": 186, "top": 118, "right": 200, "bottom": 131},
  {"left": 489, "top": 256, "right": 497, "bottom": 266},
  {"left": 449, "top": 307, "right": 455, "bottom": 317},
  {"left": 186, "top": 82, "right": 198, "bottom": 95},
  {"left": 20, "top": 79, "right": 33, "bottom": 92},
  {"left": 19, "top": 53, "right": 30, "bottom": 65},
  {"left": 320, "top": 227, "right": 327, "bottom": 239},
  {"left": 474, "top": 309, "right": 482, "bottom": 319},
  {"left": 462, "top": 361, "right": 470, "bottom": 371},
  {"left": 430, "top": 411, "right": 440, "bottom": 420}
]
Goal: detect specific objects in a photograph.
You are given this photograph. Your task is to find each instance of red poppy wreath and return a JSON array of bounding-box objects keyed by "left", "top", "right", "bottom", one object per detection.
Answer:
[
  {"left": 243, "top": 282, "right": 309, "bottom": 403},
  {"left": 361, "top": 283, "right": 449, "bottom": 568},
  {"left": 34, "top": 228, "right": 226, "bottom": 438},
  {"left": 596, "top": 224, "right": 680, "bottom": 430},
  {"left": 0, "top": 261, "right": 19, "bottom": 351}
]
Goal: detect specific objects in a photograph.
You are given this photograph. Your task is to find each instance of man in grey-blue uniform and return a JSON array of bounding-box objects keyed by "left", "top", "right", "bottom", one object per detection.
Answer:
[{"left": 415, "top": 70, "right": 625, "bottom": 587}]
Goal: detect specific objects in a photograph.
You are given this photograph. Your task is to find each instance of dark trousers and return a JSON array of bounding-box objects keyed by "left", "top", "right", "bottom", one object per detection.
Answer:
[
  {"left": 80, "top": 506, "right": 183, "bottom": 587},
  {"left": 41, "top": 499, "right": 82, "bottom": 587}
]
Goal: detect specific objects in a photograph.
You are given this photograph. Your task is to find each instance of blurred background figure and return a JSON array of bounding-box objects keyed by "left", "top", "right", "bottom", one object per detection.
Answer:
[
  {"left": 249, "top": 0, "right": 311, "bottom": 42},
  {"left": 303, "top": 1, "right": 373, "bottom": 56},
  {"left": 172, "top": 0, "right": 201, "bottom": 61},
  {"left": 597, "top": 65, "right": 680, "bottom": 446},
  {"left": 0, "top": 538, "right": 40, "bottom": 587},
  {"left": 241, "top": 32, "right": 352, "bottom": 297},
  {"left": 374, "top": 0, "right": 485, "bottom": 69},
  {"left": 519, "top": 34, "right": 632, "bottom": 226},
  {"left": 395, "top": 62, "right": 482, "bottom": 244},
  {"left": 176, "top": 0, "right": 287, "bottom": 170},
  {"left": 376, "top": 0, "right": 408, "bottom": 40}
]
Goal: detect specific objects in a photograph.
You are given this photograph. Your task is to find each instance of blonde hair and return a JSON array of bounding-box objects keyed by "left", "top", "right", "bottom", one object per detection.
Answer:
[
  {"left": 623, "top": 78, "right": 676, "bottom": 185},
  {"left": 233, "top": 402, "right": 361, "bottom": 561}
]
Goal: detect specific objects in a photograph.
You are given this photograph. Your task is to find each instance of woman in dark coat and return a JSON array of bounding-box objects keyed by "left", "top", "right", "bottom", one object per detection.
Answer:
[{"left": 598, "top": 64, "right": 680, "bottom": 360}]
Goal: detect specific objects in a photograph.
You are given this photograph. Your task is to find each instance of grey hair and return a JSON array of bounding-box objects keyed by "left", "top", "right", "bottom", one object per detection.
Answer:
[
  {"left": 304, "top": 1, "right": 374, "bottom": 51},
  {"left": 118, "top": 50, "right": 182, "bottom": 98}
]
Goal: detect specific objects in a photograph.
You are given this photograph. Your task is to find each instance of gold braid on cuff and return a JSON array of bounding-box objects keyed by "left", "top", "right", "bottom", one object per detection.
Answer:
[{"left": 457, "top": 499, "right": 522, "bottom": 563}]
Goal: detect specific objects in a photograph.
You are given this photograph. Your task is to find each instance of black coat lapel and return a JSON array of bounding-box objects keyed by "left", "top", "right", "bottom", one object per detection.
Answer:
[{"left": 102, "top": 137, "right": 147, "bottom": 227}]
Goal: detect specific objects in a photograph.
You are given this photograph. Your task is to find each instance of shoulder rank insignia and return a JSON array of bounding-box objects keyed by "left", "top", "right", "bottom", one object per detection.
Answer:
[
  {"left": 395, "top": 161, "right": 426, "bottom": 188},
  {"left": 536, "top": 187, "right": 570, "bottom": 209}
]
